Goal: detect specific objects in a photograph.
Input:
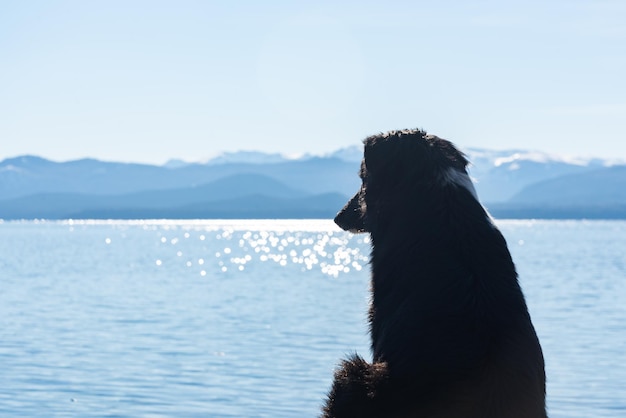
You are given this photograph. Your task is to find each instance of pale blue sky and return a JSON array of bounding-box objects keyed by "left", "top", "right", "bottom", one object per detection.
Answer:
[{"left": 1, "top": 0, "right": 625, "bottom": 164}]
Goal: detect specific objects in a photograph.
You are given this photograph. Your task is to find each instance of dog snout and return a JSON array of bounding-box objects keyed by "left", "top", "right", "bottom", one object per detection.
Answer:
[{"left": 334, "top": 192, "right": 367, "bottom": 233}]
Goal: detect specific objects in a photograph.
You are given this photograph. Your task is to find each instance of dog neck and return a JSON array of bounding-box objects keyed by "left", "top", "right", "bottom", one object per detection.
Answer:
[{"left": 366, "top": 182, "right": 527, "bottom": 365}]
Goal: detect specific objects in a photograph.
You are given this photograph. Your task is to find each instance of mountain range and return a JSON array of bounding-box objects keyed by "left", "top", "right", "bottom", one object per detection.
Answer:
[{"left": 1, "top": 146, "right": 625, "bottom": 220}]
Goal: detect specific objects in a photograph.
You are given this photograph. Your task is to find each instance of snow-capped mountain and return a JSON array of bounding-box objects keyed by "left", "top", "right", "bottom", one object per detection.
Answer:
[
  {"left": 458, "top": 148, "right": 622, "bottom": 202},
  {"left": 324, "top": 145, "right": 363, "bottom": 163},
  {"left": 1, "top": 146, "right": 625, "bottom": 219},
  {"left": 203, "top": 150, "right": 292, "bottom": 165}
]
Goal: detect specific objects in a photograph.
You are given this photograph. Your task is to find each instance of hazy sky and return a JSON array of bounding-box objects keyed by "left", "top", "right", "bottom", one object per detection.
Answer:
[{"left": 1, "top": 0, "right": 625, "bottom": 164}]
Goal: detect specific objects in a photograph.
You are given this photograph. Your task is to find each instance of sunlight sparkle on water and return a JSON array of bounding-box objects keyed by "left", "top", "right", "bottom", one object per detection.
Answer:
[{"left": 137, "top": 219, "right": 370, "bottom": 278}]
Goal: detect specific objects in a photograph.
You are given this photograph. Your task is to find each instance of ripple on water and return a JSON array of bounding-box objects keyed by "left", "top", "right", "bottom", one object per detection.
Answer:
[{"left": 1, "top": 220, "right": 624, "bottom": 417}]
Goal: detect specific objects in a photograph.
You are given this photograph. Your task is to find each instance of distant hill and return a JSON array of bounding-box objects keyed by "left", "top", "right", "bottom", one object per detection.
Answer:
[
  {"left": 1, "top": 147, "right": 626, "bottom": 219},
  {"left": 0, "top": 155, "right": 180, "bottom": 199},
  {"left": 463, "top": 148, "right": 613, "bottom": 202},
  {"left": 479, "top": 164, "right": 626, "bottom": 219},
  {"left": 0, "top": 174, "right": 331, "bottom": 219},
  {"left": 73, "top": 193, "right": 348, "bottom": 220},
  {"left": 0, "top": 155, "right": 360, "bottom": 200},
  {"left": 508, "top": 166, "right": 626, "bottom": 205}
]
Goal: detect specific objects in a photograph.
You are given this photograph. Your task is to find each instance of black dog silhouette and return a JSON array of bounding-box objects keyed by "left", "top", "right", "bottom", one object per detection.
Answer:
[{"left": 322, "top": 129, "right": 546, "bottom": 418}]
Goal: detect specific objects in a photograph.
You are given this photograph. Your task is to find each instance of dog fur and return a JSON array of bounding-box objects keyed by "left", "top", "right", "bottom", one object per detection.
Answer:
[{"left": 322, "top": 129, "right": 546, "bottom": 418}]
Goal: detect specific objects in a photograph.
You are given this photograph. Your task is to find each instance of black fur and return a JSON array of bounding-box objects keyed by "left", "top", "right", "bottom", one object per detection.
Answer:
[{"left": 323, "top": 129, "right": 546, "bottom": 418}]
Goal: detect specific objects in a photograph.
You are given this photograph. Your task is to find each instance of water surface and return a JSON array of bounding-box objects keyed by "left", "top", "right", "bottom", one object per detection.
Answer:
[{"left": 0, "top": 220, "right": 624, "bottom": 417}]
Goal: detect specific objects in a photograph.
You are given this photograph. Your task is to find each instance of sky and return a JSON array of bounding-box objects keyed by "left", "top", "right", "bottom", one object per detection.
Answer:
[{"left": 1, "top": 0, "right": 625, "bottom": 164}]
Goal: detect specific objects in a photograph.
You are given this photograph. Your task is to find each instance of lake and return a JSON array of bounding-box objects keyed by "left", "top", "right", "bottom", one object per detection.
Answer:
[{"left": 0, "top": 219, "right": 624, "bottom": 417}]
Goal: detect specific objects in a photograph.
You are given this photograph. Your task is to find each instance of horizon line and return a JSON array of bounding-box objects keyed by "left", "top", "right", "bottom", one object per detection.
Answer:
[{"left": 1, "top": 145, "right": 625, "bottom": 167}]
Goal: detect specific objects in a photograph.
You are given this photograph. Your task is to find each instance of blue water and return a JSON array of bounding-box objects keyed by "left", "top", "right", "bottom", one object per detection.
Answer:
[{"left": 0, "top": 220, "right": 624, "bottom": 417}]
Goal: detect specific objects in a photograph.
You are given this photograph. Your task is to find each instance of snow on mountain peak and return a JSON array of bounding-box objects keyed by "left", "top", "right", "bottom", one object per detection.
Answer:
[
  {"left": 464, "top": 148, "right": 607, "bottom": 169},
  {"left": 204, "top": 150, "right": 289, "bottom": 165}
]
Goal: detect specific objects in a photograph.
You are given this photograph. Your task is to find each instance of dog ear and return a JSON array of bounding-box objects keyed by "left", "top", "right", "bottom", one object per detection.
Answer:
[{"left": 427, "top": 135, "right": 469, "bottom": 172}]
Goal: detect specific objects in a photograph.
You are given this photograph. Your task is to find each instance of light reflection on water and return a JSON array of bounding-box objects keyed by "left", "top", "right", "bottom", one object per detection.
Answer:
[
  {"left": 135, "top": 219, "right": 369, "bottom": 278},
  {"left": 0, "top": 219, "right": 625, "bottom": 417}
]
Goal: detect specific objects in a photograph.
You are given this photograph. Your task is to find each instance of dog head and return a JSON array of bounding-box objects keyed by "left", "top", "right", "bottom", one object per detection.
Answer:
[{"left": 334, "top": 129, "right": 476, "bottom": 233}]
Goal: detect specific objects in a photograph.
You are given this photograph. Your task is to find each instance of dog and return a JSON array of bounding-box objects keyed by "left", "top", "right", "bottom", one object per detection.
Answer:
[{"left": 322, "top": 129, "right": 546, "bottom": 418}]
